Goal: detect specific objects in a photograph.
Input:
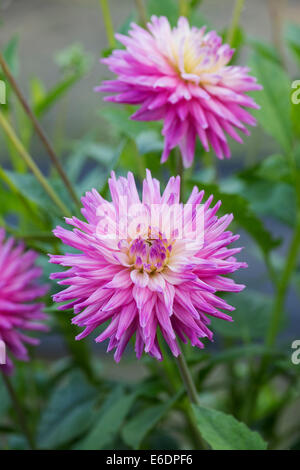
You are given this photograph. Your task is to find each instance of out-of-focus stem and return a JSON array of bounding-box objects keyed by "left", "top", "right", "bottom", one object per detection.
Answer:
[
  {"left": 267, "top": 215, "right": 300, "bottom": 348},
  {"left": 0, "top": 52, "right": 80, "bottom": 209},
  {"left": 0, "top": 112, "right": 71, "bottom": 217},
  {"left": 226, "top": 0, "right": 245, "bottom": 46},
  {"left": 179, "top": 0, "right": 190, "bottom": 17},
  {"left": 267, "top": 0, "right": 286, "bottom": 66},
  {"left": 1, "top": 372, "right": 35, "bottom": 449},
  {"left": 99, "top": 0, "right": 116, "bottom": 48},
  {"left": 135, "top": 0, "right": 147, "bottom": 27}
]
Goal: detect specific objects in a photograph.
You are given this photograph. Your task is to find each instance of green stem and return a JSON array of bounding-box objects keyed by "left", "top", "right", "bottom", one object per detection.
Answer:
[
  {"left": 0, "top": 111, "right": 71, "bottom": 217},
  {"left": 226, "top": 0, "right": 245, "bottom": 46},
  {"left": 179, "top": 0, "right": 190, "bottom": 17},
  {"left": 245, "top": 149, "right": 300, "bottom": 424},
  {"left": 266, "top": 215, "right": 300, "bottom": 347},
  {"left": 158, "top": 342, "right": 205, "bottom": 449},
  {"left": 99, "top": 0, "right": 116, "bottom": 49},
  {"left": 175, "top": 352, "right": 208, "bottom": 449},
  {"left": 1, "top": 372, "right": 35, "bottom": 449},
  {"left": 0, "top": 52, "right": 80, "bottom": 208},
  {"left": 175, "top": 352, "right": 199, "bottom": 405},
  {"left": 135, "top": 0, "right": 147, "bottom": 27}
]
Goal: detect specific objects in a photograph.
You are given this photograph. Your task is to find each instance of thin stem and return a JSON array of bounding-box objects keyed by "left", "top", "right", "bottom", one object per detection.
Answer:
[
  {"left": 175, "top": 352, "right": 199, "bottom": 405},
  {"left": 99, "top": 0, "right": 116, "bottom": 49},
  {"left": 135, "top": 0, "right": 147, "bottom": 27},
  {"left": 179, "top": 0, "right": 190, "bottom": 17},
  {"left": 226, "top": 0, "right": 245, "bottom": 46},
  {"left": 175, "top": 352, "right": 208, "bottom": 449},
  {"left": 266, "top": 216, "right": 300, "bottom": 347},
  {"left": 1, "top": 372, "right": 35, "bottom": 449},
  {"left": 0, "top": 111, "right": 71, "bottom": 217},
  {"left": 158, "top": 343, "right": 205, "bottom": 449},
  {"left": 0, "top": 52, "right": 80, "bottom": 208}
]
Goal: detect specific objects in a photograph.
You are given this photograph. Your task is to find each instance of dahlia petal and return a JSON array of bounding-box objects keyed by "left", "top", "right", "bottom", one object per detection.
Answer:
[{"left": 131, "top": 269, "right": 149, "bottom": 287}]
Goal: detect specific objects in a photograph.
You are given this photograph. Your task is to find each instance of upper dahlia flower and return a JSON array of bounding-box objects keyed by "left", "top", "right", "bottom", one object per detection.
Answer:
[
  {"left": 96, "top": 16, "right": 261, "bottom": 168},
  {"left": 0, "top": 229, "right": 49, "bottom": 374},
  {"left": 49, "top": 170, "right": 246, "bottom": 362}
]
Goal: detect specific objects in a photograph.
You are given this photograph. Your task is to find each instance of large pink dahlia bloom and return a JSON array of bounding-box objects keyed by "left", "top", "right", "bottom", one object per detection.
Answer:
[
  {"left": 0, "top": 229, "right": 49, "bottom": 374},
  {"left": 50, "top": 171, "right": 246, "bottom": 362},
  {"left": 96, "top": 16, "right": 261, "bottom": 167}
]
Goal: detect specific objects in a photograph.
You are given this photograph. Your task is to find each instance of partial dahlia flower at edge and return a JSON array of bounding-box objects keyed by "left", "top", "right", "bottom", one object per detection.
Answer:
[
  {"left": 96, "top": 16, "right": 262, "bottom": 167},
  {"left": 49, "top": 170, "right": 247, "bottom": 362},
  {"left": 0, "top": 229, "right": 49, "bottom": 375}
]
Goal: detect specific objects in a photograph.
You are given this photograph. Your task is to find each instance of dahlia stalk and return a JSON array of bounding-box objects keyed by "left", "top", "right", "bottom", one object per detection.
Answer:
[
  {"left": 50, "top": 170, "right": 246, "bottom": 405},
  {"left": 96, "top": 16, "right": 262, "bottom": 168}
]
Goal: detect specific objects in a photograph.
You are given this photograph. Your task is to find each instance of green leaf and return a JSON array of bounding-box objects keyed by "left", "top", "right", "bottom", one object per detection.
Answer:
[
  {"left": 77, "top": 387, "right": 137, "bottom": 450},
  {"left": 189, "top": 344, "right": 281, "bottom": 366},
  {"left": 37, "top": 371, "right": 97, "bottom": 449},
  {"left": 0, "top": 379, "right": 10, "bottom": 418},
  {"left": 3, "top": 35, "right": 19, "bottom": 76},
  {"left": 193, "top": 405, "right": 267, "bottom": 450},
  {"left": 211, "top": 290, "right": 274, "bottom": 341},
  {"left": 34, "top": 74, "right": 81, "bottom": 117},
  {"left": 52, "top": 309, "right": 94, "bottom": 380},
  {"left": 136, "top": 130, "right": 164, "bottom": 156},
  {"left": 189, "top": 180, "right": 279, "bottom": 254},
  {"left": 32, "top": 43, "right": 92, "bottom": 117},
  {"left": 238, "top": 178, "right": 297, "bottom": 227},
  {"left": 248, "top": 37, "right": 281, "bottom": 64},
  {"left": 254, "top": 154, "right": 292, "bottom": 184},
  {"left": 30, "top": 77, "right": 47, "bottom": 109},
  {"left": 5, "top": 171, "right": 73, "bottom": 218},
  {"left": 249, "top": 53, "right": 293, "bottom": 152},
  {"left": 54, "top": 43, "right": 93, "bottom": 76},
  {"left": 66, "top": 140, "right": 124, "bottom": 196},
  {"left": 122, "top": 392, "right": 180, "bottom": 449},
  {"left": 100, "top": 106, "right": 147, "bottom": 140}
]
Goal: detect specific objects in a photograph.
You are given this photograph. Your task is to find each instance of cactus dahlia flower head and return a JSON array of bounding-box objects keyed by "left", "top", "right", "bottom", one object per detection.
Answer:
[
  {"left": 0, "top": 229, "right": 49, "bottom": 375},
  {"left": 96, "top": 16, "right": 261, "bottom": 168},
  {"left": 50, "top": 170, "right": 246, "bottom": 362}
]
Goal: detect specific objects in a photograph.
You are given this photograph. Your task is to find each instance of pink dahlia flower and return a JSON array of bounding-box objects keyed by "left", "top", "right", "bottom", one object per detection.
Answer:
[
  {"left": 0, "top": 229, "right": 49, "bottom": 375},
  {"left": 96, "top": 16, "right": 261, "bottom": 167},
  {"left": 49, "top": 170, "right": 246, "bottom": 362}
]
